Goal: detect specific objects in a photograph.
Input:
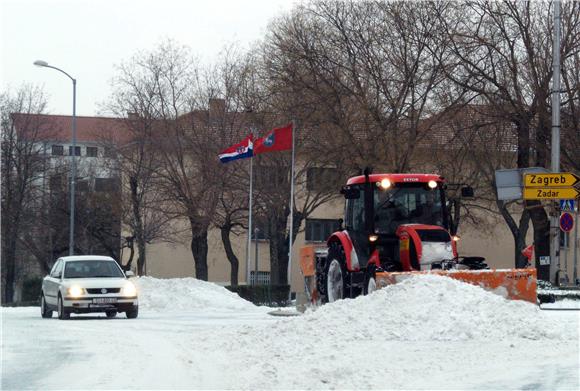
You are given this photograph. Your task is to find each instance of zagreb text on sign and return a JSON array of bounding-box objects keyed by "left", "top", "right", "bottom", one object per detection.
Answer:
[{"left": 524, "top": 173, "right": 580, "bottom": 188}]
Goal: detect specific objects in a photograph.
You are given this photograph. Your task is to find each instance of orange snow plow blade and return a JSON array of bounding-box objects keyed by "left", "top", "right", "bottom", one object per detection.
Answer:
[{"left": 375, "top": 268, "right": 537, "bottom": 304}]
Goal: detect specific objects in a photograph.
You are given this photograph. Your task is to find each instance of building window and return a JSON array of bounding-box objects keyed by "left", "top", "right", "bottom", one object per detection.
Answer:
[
  {"left": 52, "top": 145, "right": 64, "bottom": 156},
  {"left": 86, "top": 146, "right": 98, "bottom": 157},
  {"left": 250, "top": 271, "right": 270, "bottom": 285},
  {"left": 69, "top": 146, "right": 81, "bottom": 156},
  {"left": 103, "top": 146, "right": 115, "bottom": 158},
  {"left": 255, "top": 165, "right": 288, "bottom": 190},
  {"left": 305, "top": 218, "right": 339, "bottom": 242},
  {"left": 95, "top": 177, "right": 118, "bottom": 192},
  {"left": 251, "top": 218, "right": 270, "bottom": 240},
  {"left": 307, "top": 167, "right": 340, "bottom": 191},
  {"left": 50, "top": 174, "right": 65, "bottom": 191},
  {"left": 76, "top": 179, "right": 89, "bottom": 192}
]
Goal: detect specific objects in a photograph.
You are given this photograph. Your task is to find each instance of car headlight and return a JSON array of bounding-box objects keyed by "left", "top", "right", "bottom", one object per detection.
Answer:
[
  {"left": 121, "top": 282, "right": 137, "bottom": 297},
  {"left": 67, "top": 285, "right": 85, "bottom": 297}
]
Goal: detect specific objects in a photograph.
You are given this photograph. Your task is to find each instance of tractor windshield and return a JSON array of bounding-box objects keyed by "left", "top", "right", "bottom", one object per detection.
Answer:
[{"left": 374, "top": 184, "right": 445, "bottom": 234}]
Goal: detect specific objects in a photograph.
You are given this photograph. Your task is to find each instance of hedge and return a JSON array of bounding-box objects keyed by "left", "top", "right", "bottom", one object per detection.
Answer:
[{"left": 226, "top": 285, "right": 290, "bottom": 307}]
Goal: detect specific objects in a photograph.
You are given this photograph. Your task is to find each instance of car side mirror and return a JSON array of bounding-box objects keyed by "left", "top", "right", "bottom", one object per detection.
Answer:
[
  {"left": 461, "top": 186, "right": 474, "bottom": 198},
  {"left": 341, "top": 186, "right": 360, "bottom": 199},
  {"left": 125, "top": 270, "right": 135, "bottom": 278}
]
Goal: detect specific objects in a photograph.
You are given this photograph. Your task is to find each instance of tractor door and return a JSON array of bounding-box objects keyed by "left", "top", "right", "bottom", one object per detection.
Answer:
[{"left": 345, "top": 187, "right": 370, "bottom": 269}]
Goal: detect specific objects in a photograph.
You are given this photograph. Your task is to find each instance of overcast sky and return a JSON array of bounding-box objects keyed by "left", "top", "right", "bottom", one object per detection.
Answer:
[{"left": 0, "top": 0, "right": 297, "bottom": 116}]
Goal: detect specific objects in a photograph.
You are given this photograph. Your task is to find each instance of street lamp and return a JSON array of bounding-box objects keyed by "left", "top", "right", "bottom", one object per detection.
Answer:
[{"left": 34, "top": 60, "right": 77, "bottom": 256}]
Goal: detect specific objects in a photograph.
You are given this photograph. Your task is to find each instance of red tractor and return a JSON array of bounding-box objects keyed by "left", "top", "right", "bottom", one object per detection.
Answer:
[{"left": 311, "top": 170, "right": 536, "bottom": 304}]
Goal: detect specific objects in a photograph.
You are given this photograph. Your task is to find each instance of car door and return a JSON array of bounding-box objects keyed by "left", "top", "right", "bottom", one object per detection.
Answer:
[{"left": 44, "top": 260, "right": 63, "bottom": 305}]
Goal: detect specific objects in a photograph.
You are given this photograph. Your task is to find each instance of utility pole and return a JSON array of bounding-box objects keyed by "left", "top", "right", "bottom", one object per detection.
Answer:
[{"left": 549, "top": 0, "right": 561, "bottom": 285}]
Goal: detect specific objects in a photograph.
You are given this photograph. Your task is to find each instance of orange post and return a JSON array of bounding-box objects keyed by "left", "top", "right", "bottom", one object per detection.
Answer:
[{"left": 299, "top": 246, "right": 316, "bottom": 277}]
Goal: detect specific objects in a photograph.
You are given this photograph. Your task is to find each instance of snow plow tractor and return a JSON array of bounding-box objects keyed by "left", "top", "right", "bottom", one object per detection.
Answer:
[{"left": 300, "top": 171, "right": 537, "bottom": 305}]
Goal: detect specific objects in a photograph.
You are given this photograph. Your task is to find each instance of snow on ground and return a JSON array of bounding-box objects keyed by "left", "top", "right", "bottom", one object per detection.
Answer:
[
  {"left": 134, "top": 276, "right": 263, "bottom": 312},
  {"left": 2, "top": 275, "right": 579, "bottom": 390}
]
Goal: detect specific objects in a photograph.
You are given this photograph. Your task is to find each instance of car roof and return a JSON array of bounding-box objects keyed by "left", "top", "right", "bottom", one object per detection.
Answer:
[{"left": 59, "top": 255, "right": 117, "bottom": 262}]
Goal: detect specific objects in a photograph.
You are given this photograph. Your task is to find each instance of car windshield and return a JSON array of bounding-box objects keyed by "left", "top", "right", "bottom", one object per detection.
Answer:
[
  {"left": 63, "top": 260, "right": 124, "bottom": 278},
  {"left": 374, "top": 184, "right": 444, "bottom": 234}
]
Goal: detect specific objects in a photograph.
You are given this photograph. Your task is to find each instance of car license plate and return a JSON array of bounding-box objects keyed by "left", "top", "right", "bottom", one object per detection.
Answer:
[{"left": 93, "top": 298, "right": 117, "bottom": 304}]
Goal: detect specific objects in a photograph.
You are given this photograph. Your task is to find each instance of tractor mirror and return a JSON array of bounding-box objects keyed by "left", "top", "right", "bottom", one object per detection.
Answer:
[
  {"left": 341, "top": 186, "right": 360, "bottom": 199},
  {"left": 461, "top": 186, "right": 474, "bottom": 198}
]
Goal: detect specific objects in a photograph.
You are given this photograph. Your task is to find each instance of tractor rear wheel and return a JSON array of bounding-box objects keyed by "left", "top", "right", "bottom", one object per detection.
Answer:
[{"left": 324, "top": 242, "right": 347, "bottom": 303}]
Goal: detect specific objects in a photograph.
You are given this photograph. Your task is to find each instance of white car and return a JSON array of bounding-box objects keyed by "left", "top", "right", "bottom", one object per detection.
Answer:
[{"left": 40, "top": 255, "right": 139, "bottom": 319}]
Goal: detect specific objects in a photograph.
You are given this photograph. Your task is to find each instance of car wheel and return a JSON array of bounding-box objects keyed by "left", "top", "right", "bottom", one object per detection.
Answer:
[
  {"left": 105, "top": 311, "right": 117, "bottom": 318},
  {"left": 126, "top": 306, "right": 139, "bottom": 319},
  {"left": 40, "top": 294, "right": 52, "bottom": 318},
  {"left": 57, "top": 294, "right": 70, "bottom": 320}
]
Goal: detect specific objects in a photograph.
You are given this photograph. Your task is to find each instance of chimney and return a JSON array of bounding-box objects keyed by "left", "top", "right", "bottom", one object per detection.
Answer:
[
  {"left": 209, "top": 98, "right": 226, "bottom": 120},
  {"left": 127, "top": 112, "right": 139, "bottom": 120}
]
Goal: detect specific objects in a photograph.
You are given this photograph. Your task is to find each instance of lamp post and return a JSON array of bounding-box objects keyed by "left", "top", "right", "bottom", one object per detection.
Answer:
[{"left": 34, "top": 60, "right": 77, "bottom": 255}]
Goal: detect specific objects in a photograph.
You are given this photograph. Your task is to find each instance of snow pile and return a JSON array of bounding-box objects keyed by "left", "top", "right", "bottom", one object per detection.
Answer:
[
  {"left": 134, "top": 276, "right": 260, "bottom": 312},
  {"left": 275, "top": 274, "right": 576, "bottom": 342},
  {"left": 209, "top": 275, "right": 577, "bottom": 390}
]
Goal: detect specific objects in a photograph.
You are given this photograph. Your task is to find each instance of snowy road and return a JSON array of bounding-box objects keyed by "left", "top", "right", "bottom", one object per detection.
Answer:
[{"left": 2, "top": 276, "right": 579, "bottom": 390}]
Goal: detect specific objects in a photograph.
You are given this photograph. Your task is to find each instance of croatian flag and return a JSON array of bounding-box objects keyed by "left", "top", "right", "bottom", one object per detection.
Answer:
[{"left": 218, "top": 135, "right": 254, "bottom": 163}]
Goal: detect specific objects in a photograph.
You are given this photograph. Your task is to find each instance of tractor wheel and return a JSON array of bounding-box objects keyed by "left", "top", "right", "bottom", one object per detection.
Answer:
[
  {"left": 324, "top": 242, "right": 347, "bottom": 303},
  {"left": 364, "top": 265, "right": 377, "bottom": 295}
]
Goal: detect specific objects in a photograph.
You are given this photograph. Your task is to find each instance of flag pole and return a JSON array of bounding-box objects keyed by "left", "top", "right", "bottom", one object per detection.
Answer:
[
  {"left": 245, "top": 144, "right": 254, "bottom": 285},
  {"left": 287, "top": 120, "right": 296, "bottom": 301}
]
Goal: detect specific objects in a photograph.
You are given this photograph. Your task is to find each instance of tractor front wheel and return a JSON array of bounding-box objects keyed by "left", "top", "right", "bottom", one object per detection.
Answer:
[
  {"left": 364, "top": 266, "right": 377, "bottom": 295},
  {"left": 324, "top": 242, "right": 347, "bottom": 303}
]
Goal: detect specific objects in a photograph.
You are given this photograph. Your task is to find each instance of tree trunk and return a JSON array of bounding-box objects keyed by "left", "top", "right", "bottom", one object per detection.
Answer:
[
  {"left": 527, "top": 201, "right": 550, "bottom": 281},
  {"left": 137, "top": 250, "right": 146, "bottom": 276},
  {"left": 268, "top": 214, "right": 287, "bottom": 285},
  {"left": 515, "top": 210, "right": 531, "bottom": 268},
  {"left": 124, "top": 238, "right": 135, "bottom": 271},
  {"left": 496, "top": 199, "right": 531, "bottom": 269},
  {"left": 268, "top": 210, "right": 304, "bottom": 286},
  {"left": 2, "top": 232, "right": 17, "bottom": 304},
  {"left": 189, "top": 219, "right": 209, "bottom": 281},
  {"left": 130, "top": 177, "right": 147, "bottom": 276},
  {"left": 220, "top": 224, "right": 239, "bottom": 286}
]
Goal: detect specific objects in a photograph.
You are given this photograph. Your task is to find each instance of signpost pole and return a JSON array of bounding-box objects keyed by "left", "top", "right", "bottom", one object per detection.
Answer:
[
  {"left": 549, "top": 0, "right": 561, "bottom": 284},
  {"left": 574, "top": 206, "right": 579, "bottom": 284}
]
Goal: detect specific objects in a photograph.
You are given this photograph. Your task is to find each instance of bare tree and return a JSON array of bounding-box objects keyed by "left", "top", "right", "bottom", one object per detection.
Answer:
[
  {"left": 1, "top": 85, "right": 49, "bottom": 303},
  {"left": 436, "top": 0, "right": 580, "bottom": 277},
  {"left": 103, "top": 101, "right": 175, "bottom": 275},
  {"left": 110, "top": 40, "right": 228, "bottom": 281}
]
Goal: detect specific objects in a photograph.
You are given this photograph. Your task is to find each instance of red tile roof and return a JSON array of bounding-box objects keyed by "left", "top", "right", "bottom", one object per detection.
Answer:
[{"left": 11, "top": 113, "right": 133, "bottom": 145}]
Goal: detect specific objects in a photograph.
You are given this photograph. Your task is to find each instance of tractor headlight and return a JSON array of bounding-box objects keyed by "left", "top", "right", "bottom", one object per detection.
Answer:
[
  {"left": 379, "top": 179, "right": 392, "bottom": 189},
  {"left": 369, "top": 234, "right": 378, "bottom": 242},
  {"left": 452, "top": 235, "right": 461, "bottom": 242},
  {"left": 428, "top": 180, "right": 438, "bottom": 189},
  {"left": 67, "top": 285, "right": 85, "bottom": 298},
  {"left": 121, "top": 282, "right": 137, "bottom": 297}
]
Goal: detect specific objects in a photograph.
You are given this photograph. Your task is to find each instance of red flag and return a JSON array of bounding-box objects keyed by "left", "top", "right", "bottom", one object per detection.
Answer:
[{"left": 254, "top": 123, "right": 292, "bottom": 155}]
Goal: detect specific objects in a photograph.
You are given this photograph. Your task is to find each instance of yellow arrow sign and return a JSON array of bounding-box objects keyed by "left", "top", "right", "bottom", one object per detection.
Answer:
[
  {"left": 523, "top": 187, "right": 580, "bottom": 200},
  {"left": 524, "top": 172, "right": 580, "bottom": 187}
]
